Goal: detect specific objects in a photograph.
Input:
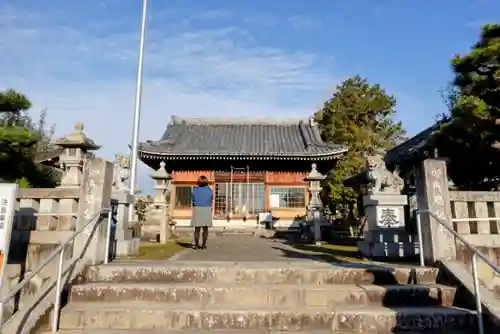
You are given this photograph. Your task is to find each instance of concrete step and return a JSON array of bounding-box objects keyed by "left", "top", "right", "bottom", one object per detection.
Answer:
[
  {"left": 79, "top": 261, "right": 438, "bottom": 285},
  {"left": 58, "top": 302, "right": 477, "bottom": 332},
  {"left": 70, "top": 282, "right": 456, "bottom": 307}
]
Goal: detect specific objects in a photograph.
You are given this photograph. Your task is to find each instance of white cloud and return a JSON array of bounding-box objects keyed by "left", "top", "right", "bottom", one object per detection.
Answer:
[{"left": 0, "top": 3, "right": 339, "bottom": 192}]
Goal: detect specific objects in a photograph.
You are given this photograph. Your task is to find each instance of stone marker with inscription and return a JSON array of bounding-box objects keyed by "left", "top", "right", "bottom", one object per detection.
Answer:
[{"left": 415, "top": 159, "right": 456, "bottom": 263}]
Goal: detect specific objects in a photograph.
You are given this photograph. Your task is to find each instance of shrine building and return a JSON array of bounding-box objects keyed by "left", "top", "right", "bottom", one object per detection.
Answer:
[{"left": 138, "top": 116, "right": 347, "bottom": 228}]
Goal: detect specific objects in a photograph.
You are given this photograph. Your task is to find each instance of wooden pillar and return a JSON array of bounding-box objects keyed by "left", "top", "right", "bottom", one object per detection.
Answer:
[{"left": 264, "top": 171, "right": 270, "bottom": 211}]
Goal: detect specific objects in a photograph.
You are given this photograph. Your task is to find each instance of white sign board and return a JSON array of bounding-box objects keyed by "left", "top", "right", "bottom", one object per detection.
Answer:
[
  {"left": 270, "top": 194, "right": 280, "bottom": 208},
  {"left": 0, "top": 184, "right": 18, "bottom": 294},
  {"left": 376, "top": 206, "right": 401, "bottom": 228}
]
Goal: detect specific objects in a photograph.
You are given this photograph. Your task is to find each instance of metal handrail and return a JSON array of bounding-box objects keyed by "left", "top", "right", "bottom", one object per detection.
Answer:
[
  {"left": 416, "top": 209, "right": 500, "bottom": 334},
  {"left": 452, "top": 217, "right": 500, "bottom": 223},
  {"left": 0, "top": 207, "right": 113, "bottom": 333}
]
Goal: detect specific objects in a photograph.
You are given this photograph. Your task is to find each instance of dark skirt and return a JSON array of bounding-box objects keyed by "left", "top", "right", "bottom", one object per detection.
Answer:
[{"left": 191, "top": 206, "right": 213, "bottom": 227}]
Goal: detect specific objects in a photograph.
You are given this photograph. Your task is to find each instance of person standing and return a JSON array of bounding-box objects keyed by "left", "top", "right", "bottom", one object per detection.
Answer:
[{"left": 191, "top": 175, "right": 213, "bottom": 249}]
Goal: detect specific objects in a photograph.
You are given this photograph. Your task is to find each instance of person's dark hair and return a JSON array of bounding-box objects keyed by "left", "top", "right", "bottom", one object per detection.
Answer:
[{"left": 197, "top": 175, "right": 209, "bottom": 187}]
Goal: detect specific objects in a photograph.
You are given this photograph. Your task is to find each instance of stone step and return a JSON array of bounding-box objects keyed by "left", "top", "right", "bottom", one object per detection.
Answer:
[
  {"left": 47, "top": 331, "right": 343, "bottom": 334},
  {"left": 48, "top": 331, "right": 332, "bottom": 334},
  {"left": 70, "top": 282, "right": 456, "bottom": 307},
  {"left": 80, "top": 261, "right": 438, "bottom": 285},
  {"left": 46, "top": 330, "right": 475, "bottom": 334},
  {"left": 58, "top": 302, "right": 477, "bottom": 332}
]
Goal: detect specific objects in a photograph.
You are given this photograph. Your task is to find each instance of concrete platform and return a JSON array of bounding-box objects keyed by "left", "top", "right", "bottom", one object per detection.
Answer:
[{"left": 171, "top": 235, "right": 318, "bottom": 262}]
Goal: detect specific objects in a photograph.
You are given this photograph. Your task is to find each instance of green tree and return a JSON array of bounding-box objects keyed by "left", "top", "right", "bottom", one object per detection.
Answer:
[
  {"left": 0, "top": 89, "right": 58, "bottom": 187},
  {"left": 432, "top": 24, "right": 500, "bottom": 190},
  {"left": 315, "top": 76, "right": 406, "bottom": 210}
]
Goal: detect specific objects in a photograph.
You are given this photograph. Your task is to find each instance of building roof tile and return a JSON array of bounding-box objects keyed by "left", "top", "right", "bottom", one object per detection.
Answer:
[{"left": 138, "top": 116, "right": 346, "bottom": 160}]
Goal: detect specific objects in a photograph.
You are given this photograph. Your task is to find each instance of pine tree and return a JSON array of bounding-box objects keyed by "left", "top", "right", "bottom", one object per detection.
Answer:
[
  {"left": 315, "top": 75, "right": 405, "bottom": 210},
  {"left": 433, "top": 24, "right": 500, "bottom": 189},
  {"left": 0, "top": 89, "right": 58, "bottom": 187}
]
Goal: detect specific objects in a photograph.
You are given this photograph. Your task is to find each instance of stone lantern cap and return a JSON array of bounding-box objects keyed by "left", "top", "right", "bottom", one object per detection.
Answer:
[
  {"left": 54, "top": 122, "right": 101, "bottom": 150},
  {"left": 151, "top": 161, "right": 172, "bottom": 180},
  {"left": 305, "top": 163, "right": 326, "bottom": 181}
]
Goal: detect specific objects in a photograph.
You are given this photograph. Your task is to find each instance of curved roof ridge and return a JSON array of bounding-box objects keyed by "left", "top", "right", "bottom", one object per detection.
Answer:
[
  {"left": 298, "top": 120, "right": 313, "bottom": 148},
  {"left": 170, "top": 115, "right": 310, "bottom": 125}
]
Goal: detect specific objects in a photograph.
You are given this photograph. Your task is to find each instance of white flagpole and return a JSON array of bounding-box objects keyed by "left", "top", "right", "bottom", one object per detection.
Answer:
[{"left": 129, "top": 0, "right": 149, "bottom": 198}]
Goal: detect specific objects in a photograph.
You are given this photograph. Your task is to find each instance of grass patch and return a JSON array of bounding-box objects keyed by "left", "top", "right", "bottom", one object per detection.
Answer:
[
  {"left": 320, "top": 246, "right": 380, "bottom": 263},
  {"left": 133, "top": 240, "right": 190, "bottom": 260}
]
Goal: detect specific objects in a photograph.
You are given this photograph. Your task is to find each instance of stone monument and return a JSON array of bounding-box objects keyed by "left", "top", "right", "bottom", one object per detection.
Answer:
[
  {"left": 304, "top": 163, "right": 326, "bottom": 246},
  {"left": 358, "top": 153, "right": 419, "bottom": 259}
]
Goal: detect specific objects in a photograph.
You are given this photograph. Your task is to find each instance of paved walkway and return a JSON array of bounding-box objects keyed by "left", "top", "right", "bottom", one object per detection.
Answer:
[{"left": 172, "top": 235, "right": 324, "bottom": 262}]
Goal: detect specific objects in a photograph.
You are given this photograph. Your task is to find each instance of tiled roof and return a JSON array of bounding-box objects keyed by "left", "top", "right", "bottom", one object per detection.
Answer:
[
  {"left": 384, "top": 121, "right": 444, "bottom": 166},
  {"left": 138, "top": 116, "right": 347, "bottom": 160}
]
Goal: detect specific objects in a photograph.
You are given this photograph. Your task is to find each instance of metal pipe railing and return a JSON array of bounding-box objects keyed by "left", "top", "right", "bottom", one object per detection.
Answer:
[
  {"left": 452, "top": 217, "right": 500, "bottom": 222},
  {"left": 415, "top": 209, "right": 500, "bottom": 334},
  {"left": 0, "top": 207, "right": 113, "bottom": 333}
]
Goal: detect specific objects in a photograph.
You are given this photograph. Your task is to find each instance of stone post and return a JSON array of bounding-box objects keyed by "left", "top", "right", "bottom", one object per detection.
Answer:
[
  {"left": 111, "top": 154, "right": 139, "bottom": 256},
  {"left": 305, "top": 163, "right": 326, "bottom": 246},
  {"left": 152, "top": 162, "right": 172, "bottom": 244},
  {"left": 112, "top": 191, "right": 138, "bottom": 256},
  {"left": 415, "top": 159, "right": 456, "bottom": 263},
  {"left": 79, "top": 158, "right": 113, "bottom": 265}
]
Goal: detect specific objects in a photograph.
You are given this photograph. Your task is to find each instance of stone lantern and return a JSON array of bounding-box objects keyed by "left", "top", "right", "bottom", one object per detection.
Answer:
[
  {"left": 151, "top": 161, "right": 173, "bottom": 243},
  {"left": 54, "top": 122, "right": 100, "bottom": 188},
  {"left": 305, "top": 163, "right": 326, "bottom": 245}
]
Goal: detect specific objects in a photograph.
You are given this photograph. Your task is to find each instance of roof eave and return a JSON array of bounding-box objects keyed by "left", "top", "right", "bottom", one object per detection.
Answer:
[{"left": 138, "top": 149, "right": 347, "bottom": 161}]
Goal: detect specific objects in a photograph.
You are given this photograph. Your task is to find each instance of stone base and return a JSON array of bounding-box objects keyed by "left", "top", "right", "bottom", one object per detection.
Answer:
[
  {"left": 358, "top": 240, "right": 420, "bottom": 259},
  {"left": 364, "top": 229, "right": 418, "bottom": 243},
  {"left": 115, "top": 228, "right": 133, "bottom": 240},
  {"left": 115, "top": 237, "right": 140, "bottom": 257}
]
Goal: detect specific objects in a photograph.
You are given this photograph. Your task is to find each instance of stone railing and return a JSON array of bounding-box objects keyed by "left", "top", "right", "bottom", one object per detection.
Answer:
[
  {"left": 9, "top": 188, "right": 81, "bottom": 294},
  {"left": 450, "top": 191, "right": 500, "bottom": 240},
  {"left": 1, "top": 122, "right": 139, "bottom": 333},
  {"left": 448, "top": 190, "right": 500, "bottom": 291}
]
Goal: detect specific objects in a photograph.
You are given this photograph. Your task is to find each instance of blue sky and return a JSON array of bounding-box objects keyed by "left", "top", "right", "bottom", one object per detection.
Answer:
[{"left": 0, "top": 0, "right": 498, "bottom": 193}]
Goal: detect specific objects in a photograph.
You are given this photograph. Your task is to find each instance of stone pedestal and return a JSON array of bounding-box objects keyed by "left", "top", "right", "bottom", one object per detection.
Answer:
[
  {"left": 358, "top": 193, "right": 419, "bottom": 259},
  {"left": 111, "top": 191, "right": 140, "bottom": 256}
]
